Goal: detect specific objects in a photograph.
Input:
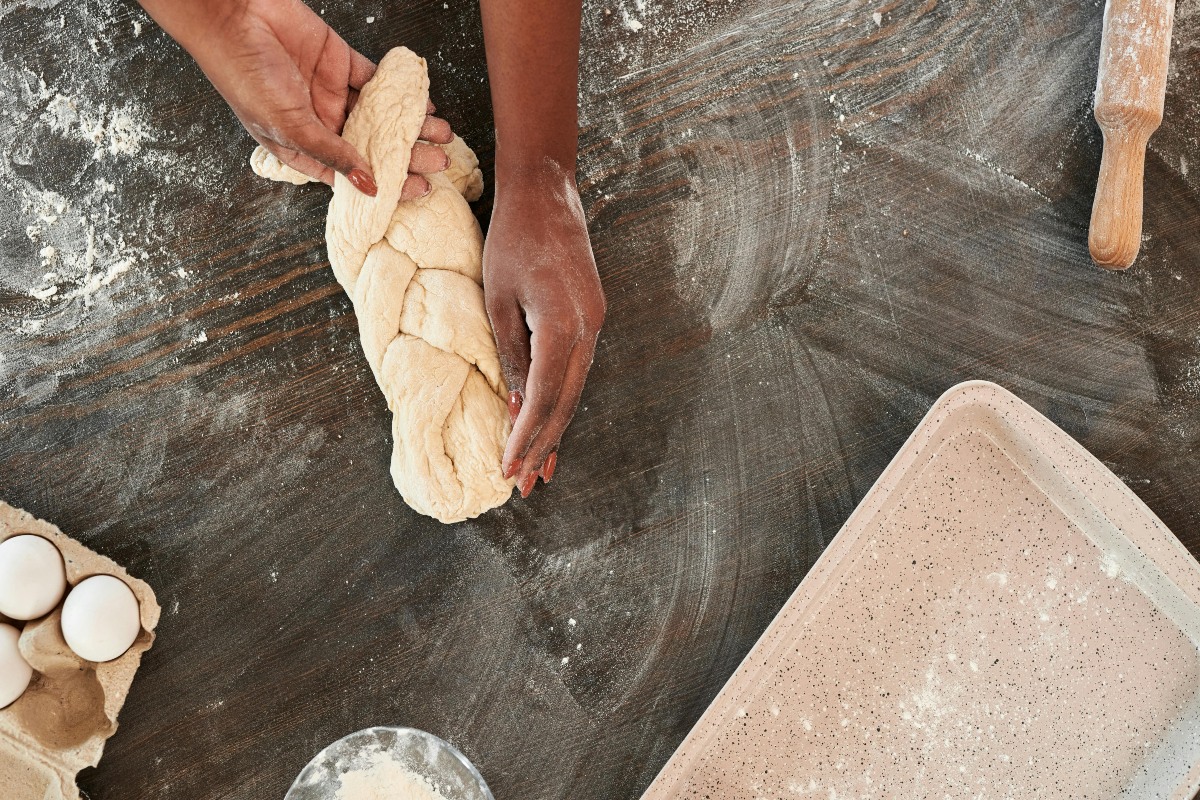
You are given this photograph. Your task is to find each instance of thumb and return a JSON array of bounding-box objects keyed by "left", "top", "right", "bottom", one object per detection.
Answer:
[
  {"left": 287, "top": 117, "right": 377, "bottom": 196},
  {"left": 487, "top": 294, "right": 532, "bottom": 428}
]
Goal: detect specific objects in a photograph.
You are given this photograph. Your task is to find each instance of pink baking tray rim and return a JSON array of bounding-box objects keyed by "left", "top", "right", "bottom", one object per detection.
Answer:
[{"left": 642, "top": 379, "right": 1200, "bottom": 799}]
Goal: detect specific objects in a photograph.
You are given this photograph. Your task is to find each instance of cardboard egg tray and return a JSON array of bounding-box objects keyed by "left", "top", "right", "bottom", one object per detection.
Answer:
[{"left": 0, "top": 501, "right": 159, "bottom": 800}]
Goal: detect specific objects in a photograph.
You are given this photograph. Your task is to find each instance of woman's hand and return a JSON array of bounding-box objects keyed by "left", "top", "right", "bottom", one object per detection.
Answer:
[
  {"left": 138, "top": 0, "right": 453, "bottom": 197},
  {"left": 485, "top": 161, "right": 605, "bottom": 497},
  {"left": 480, "top": 0, "right": 601, "bottom": 497}
]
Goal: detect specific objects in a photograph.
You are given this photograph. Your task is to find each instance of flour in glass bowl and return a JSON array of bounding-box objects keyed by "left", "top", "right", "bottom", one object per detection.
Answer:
[{"left": 334, "top": 749, "right": 450, "bottom": 800}]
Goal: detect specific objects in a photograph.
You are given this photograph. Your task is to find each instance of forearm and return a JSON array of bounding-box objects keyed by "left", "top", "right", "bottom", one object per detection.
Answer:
[
  {"left": 137, "top": 0, "right": 239, "bottom": 50},
  {"left": 479, "top": 0, "right": 582, "bottom": 185}
]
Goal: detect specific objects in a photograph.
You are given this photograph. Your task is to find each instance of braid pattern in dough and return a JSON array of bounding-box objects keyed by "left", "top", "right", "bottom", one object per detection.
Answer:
[{"left": 250, "top": 47, "right": 514, "bottom": 523}]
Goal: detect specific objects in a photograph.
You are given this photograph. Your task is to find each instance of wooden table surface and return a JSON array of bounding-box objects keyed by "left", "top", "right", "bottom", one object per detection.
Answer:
[{"left": 1, "top": 0, "right": 1198, "bottom": 797}]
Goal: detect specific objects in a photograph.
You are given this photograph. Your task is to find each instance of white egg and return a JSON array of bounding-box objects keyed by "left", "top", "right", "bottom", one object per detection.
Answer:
[
  {"left": 0, "top": 623, "right": 33, "bottom": 708},
  {"left": 60, "top": 575, "right": 142, "bottom": 663},
  {"left": 0, "top": 535, "right": 67, "bottom": 620}
]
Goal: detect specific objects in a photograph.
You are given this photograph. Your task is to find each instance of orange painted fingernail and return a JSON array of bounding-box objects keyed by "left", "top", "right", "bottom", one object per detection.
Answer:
[
  {"left": 520, "top": 473, "right": 537, "bottom": 498},
  {"left": 347, "top": 168, "right": 377, "bottom": 197},
  {"left": 541, "top": 451, "right": 557, "bottom": 484},
  {"left": 507, "top": 391, "right": 522, "bottom": 425},
  {"left": 504, "top": 458, "right": 522, "bottom": 480}
]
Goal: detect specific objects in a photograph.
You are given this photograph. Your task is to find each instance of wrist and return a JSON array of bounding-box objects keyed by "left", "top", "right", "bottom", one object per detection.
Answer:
[
  {"left": 494, "top": 152, "right": 578, "bottom": 198},
  {"left": 138, "top": 0, "right": 245, "bottom": 52}
]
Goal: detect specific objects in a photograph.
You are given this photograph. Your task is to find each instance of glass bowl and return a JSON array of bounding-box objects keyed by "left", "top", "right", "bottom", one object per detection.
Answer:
[{"left": 285, "top": 726, "right": 493, "bottom": 800}]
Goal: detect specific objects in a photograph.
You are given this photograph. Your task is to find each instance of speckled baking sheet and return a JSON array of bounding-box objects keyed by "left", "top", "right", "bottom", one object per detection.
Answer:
[{"left": 643, "top": 380, "right": 1200, "bottom": 800}]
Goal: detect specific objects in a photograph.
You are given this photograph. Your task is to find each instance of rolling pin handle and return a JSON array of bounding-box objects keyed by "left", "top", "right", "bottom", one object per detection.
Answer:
[{"left": 1089, "top": 125, "right": 1151, "bottom": 271}]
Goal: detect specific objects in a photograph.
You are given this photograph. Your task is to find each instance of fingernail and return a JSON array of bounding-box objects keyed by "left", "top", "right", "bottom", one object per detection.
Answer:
[
  {"left": 347, "top": 168, "right": 377, "bottom": 197},
  {"left": 507, "top": 391, "right": 522, "bottom": 425},
  {"left": 421, "top": 182, "right": 433, "bottom": 197},
  {"left": 440, "top": 152, "right": 450, "bottom": 171},
  {"left": 541, "top": 451, "right": 557, "bottom": 484},
  {"left": 520, "top": 473, "right": 537, "bottom": 498},
  {"left": 504, "top": 458, "right": 522, "bottom": 480}
]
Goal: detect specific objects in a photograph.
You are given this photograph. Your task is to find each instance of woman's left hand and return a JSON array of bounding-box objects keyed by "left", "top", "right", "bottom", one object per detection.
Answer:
[{"left": 484, "top": 162, "right": 606, "bottom": 497}]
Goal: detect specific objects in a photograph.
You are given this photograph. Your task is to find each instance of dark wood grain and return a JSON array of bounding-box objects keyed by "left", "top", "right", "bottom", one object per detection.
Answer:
[{"left": 1, "top": 0, "right": 1198, "bottom": 798}]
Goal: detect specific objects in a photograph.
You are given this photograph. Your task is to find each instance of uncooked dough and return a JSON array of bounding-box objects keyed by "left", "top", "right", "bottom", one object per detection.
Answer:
[{"left": 251, "top": 48, "right": 514, "bottom": 524}]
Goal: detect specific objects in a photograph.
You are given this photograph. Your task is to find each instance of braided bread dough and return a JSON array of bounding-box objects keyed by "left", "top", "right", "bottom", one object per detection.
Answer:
[{"left": 251, "top": 48, "right": 514, "bottom": 523}]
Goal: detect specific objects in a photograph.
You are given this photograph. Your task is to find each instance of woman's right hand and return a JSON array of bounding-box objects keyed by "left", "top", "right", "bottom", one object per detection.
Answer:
[{"left": 138, "top": 0, "right": 453, "bottom": 197}]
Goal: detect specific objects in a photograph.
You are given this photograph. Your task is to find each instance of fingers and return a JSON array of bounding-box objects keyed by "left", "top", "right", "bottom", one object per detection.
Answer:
[
  {"left": 420, "top": 99, "right": 453, "bottom": 144},
  {"left": 261, "top": 79, "right": 446, "bottom": 200},
  {"left": 312, "top": 93, "right": 348, "bottom": 141},
  {"left": 515, "top": 333, "right": 598, "bottom": 494},
  {"left": 288, "top": 118, "right": 377, "bottom": 196},
  {"left": 400, "top": 174, "right": 431, "bottom": 201},
  {"left": 503, "top": 318, "right": 574, "bottom": 495},
  {"left": 257, "top": 137, "right": 334, "bottom": 185},
  {"left": 486, "top": 294, "right": 533, "bottom": 416},
  {"left": 346, "top": 97, "right": 448, "bottom": 144},
  {"left": 486, "top": 294, "right": 535, "bottom": 492},
  {"left": 409, "top": 141, "right": 450, "bottom": 174},
  {"left": 420, "top": 114, "right": 454, "bottom": 144},
  {"left": 349, "top": 50, "right": 376, "bottom": 89}
]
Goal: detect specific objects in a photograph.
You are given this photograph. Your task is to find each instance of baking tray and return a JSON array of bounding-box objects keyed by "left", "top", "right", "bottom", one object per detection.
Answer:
[{"left": 642, "top": 380, "right": 1200, "bottom": 799}]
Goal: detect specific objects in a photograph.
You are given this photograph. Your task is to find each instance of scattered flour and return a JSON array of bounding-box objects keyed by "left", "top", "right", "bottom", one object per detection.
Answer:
[
  {"left": 960, "top": 147, "right": 1051, "bottom": 201},
  {"left": 587, "top": 0, "right": 739, "bottom": 61},
  {"left": 42, "top": 93, "right": 154, "bottom": 158},
  {"left": 17, "top": 187, "right": 149, "bottom": 310},
  {"left": 898, "top": 665, "right": 957, "bottom": 732},
  {"left": 334, "top": 750, "right": 449, "bottom": 800},
  {"left": 0, "top": 0, "right": 208, "bottom": 341}
]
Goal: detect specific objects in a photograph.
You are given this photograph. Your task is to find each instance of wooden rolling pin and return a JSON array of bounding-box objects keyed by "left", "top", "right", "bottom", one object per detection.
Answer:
[{"left": 1089, "top": 0, "right": 1175, "bottom": 270}]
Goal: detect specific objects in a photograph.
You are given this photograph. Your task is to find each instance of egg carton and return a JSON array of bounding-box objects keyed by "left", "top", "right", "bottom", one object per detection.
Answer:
[{"left": 0, "top": 501, "right": 159, "bottom": 800}]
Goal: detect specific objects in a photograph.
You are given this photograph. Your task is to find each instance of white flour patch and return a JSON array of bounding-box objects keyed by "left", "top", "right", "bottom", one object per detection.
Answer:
[
  {"left": 42, "top": 93, "right": 154, "bottom": 159},
  {"left": 13, "top": 183, "right": 150, "bottom": 311},
  {"left": 0, "top": 0, "right": 65, "bottom": 21},
  {"left": 0, "top": 0, "right": 223, "bottom": 360}
]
